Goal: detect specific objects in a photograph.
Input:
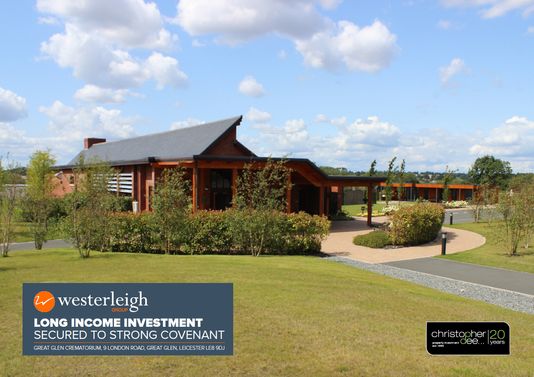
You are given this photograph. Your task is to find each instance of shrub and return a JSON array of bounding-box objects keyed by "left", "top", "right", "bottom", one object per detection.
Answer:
[
  {"left": 285, "top": 212, "right": 330, "bottom": 254},
  {"left": 225, "top": 208, "right": 288, "bottom": 256},
  {"left": 183, "top": 211, "right": 232, "bottom": 254},
  {"left": 389, "top": 203, "right": 444, "bottom": 246},
  {"left": 220, "top": 210, "right": 329, "bottom": 256},
  {"left": 353, "top": 230, "right": 391, "bottom": 248},
  {"left": 108, "top": 213, "right": 158, "bottom": 253}
]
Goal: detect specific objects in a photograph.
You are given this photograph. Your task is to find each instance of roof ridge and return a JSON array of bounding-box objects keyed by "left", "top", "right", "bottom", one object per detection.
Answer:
[{"left": 88, "top": 115, "right": 242, "bottom": 149}]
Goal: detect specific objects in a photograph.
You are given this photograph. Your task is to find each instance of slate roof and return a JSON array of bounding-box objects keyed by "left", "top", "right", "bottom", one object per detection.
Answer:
[{"left": 64, "top": 116, "right": 242, "bottom": 167}]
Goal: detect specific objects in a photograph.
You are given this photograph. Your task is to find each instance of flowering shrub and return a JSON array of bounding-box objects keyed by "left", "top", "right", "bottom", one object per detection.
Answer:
[
  {"left": 389, "top": 203, "right": 444, "bottom": 246},
  {"left": 381, "top": 205, "right": 400, "bottom": 215},
  {"left": 443, "top": 200, "right": 468, "bottom": 209}
]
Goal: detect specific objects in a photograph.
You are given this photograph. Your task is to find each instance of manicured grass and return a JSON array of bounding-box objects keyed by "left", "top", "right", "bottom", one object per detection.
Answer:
[
  {"left": 1, "top": 250, "right": 533, "bottom": 376},
  {"left": 343, "top": 202, "right": 415, "bottom": 217},
  {"left": 11, "top": 222, "right": 61, "bottom": 243},
  {"left": 11, "top": 222, "right": 33, "bottom": 242},
  {"left": 440, "top": 222, "right": 534, "bottom": 274},
  {"left": 342, "top": 203, "right": 386, "bottom": 216}
]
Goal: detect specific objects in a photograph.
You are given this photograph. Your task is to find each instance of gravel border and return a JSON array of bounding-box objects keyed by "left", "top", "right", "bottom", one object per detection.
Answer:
[{"left": 326, "top": 256, "right": 534, "bottom": 315}]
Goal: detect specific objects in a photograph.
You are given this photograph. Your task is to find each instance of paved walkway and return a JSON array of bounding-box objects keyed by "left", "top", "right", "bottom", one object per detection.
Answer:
[
  {"left": 321, "top": 219, "right": 486, "bottom": 263},
  {"left": 9, "top": 239, "right": 71, "bottom": 252},
  {"left": 385, "top": 258, "right": 534, "bottom": 296}
]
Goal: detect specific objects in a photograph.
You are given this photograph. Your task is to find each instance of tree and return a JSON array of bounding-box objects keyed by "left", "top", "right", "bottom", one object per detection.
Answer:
[
  {"left": 441, "top": 166, "right": 456, "bottom": 202},
  {"left": 0, "top": 156, "right": 20, "bottom": 257},
  {"left": 234, "top": 159, "right": 291, "bottom": 212},
  {"left": 363, "top": 160, "right": 377, "bottom": 203},
  {"left": 397, "top": 159, "right": 406, "bottom": 204},
  {"left": 231, "top": 159, "right": 292, "bottom": 256},
  {"left": 497, "top": 188, "right": 533, "bottom": 256},
  {"left": 23, "top": 151, "right": 56, "bottom": 250},
  {"left": 384, "top": 157, "right": 397, "bottom": 206},
  {"left": 62, "top": 158, "right": 120, "bottom": 258},
  {"left": 151, "top": 167, "right": 191, "bottom": 255},
  {"left": 368, "top": 160, "right": 377, "bottom": 177},
  {"left": 468, "top": 155, "right": 512, "bottom": 190}
]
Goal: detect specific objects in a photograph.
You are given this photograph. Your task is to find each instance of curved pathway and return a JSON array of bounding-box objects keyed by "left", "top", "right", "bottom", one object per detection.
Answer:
[{"left": 321, "top": 219, "right": 486, "bottom": 263}]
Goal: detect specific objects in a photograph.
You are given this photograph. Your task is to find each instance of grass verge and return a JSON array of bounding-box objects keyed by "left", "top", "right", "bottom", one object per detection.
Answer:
[
  {"left": 440, "top": 222, "right": 534, "bottom": 274},
  {"left": 0, "top": 249, "right": 532, "bottom": 376}
]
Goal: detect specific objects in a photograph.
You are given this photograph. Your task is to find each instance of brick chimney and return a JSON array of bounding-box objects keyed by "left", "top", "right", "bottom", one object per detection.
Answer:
[{"left": 84, "top": 137, "right": 106, "bottom": 149}]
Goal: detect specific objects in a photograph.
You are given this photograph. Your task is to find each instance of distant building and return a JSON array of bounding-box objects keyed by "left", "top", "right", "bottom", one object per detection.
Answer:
[{"left": 377, "top": 182, "right": 477, "bottom": 202}]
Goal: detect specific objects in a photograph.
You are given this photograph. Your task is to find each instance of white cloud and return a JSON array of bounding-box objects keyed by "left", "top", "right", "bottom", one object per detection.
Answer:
[
  {"left": 41, "top": 25, "right": 187, "bottom": 90},
  {"left": 470, "top": 116, "right": 534, "bottom": 158},
  {"left": 38, "top": 1, "right": 186, "bottom": 93},
  {"left": 441, "top": 0, "right": 534, "bottom": 18},
  {"left": 315, "top": 114, "right": 329, "bottom": 123},
  {"left": 39, "top": 101, "right": 135, "bottom": 141},
  {"left": 339, "top": 116, "right": 401, "bottom": 147},
  {"left": 175, "top": 0, "right": 330, "bottom": 44},
  {"left": 528, "top": 26, "right": 534, "bottom": 32},
  {"left": 170, "top": 118, "right": 204, "bottom": 130},
  {"left": 313, "top": 114, "right": 347, "bottom": 126},
  {"left": 439, "top": 58, "right": 467, "bottom": 85},
  {"left": 437, "top": 20, "right": 452, "bottom": 29},
  {"left": 175, "top": 1, "right": 398, "bottom": 73},
  {"left": 238, "top": 76, "right": 265, "bottom": 97},
  {"left": 0, "top": 101, "right": 138, "bottom": 164},
  {"left": 74, "top": 85, "right": 133, "bottom": 103},
  {"left": 145, "top": 53, "right": 188, "bottom": 89},
  {"left": 41, "top": 24, "right": 148, "bottom": 89},
  {"left": 192, "top": 39, "right": 206, "bottom": 47},
  {"left": 38, "top": 16, "right": 59, "bottom": 25},
  {"left": 295, "top": 20, "right": 398, "bottom": 72},
  {"left": 0, "top": 87, "right": 27, "bottom": 122},
  {"left": 37, "top": 0, "right": 175, "bottom": 49},
  {"left": 246, "top": 107, "right": 272, "bottom": 123}
]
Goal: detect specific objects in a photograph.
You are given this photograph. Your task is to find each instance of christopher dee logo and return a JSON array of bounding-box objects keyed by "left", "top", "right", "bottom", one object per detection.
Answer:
[{"left": 33, "top": 291, "right": 56, "bottom": 313}]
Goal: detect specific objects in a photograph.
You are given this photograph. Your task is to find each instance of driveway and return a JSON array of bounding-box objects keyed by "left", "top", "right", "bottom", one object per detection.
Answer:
[
  {"left": 385, "top": 258, "right": 534, "bottom": 296},
  {"left": 8, "top": 239, "right": 71, "bottom": 252},
  {"left": 321, "top": 219, "right": 486, "bottom": 263}
]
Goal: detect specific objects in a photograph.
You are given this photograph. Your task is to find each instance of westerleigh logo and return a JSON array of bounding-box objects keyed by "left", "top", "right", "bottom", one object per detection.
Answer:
[
  {"left": 54, "top": 291, "right": 148, "bottom": 313},
  {"left": 33, "top": 291, "right": 56, "bottom": 313}
]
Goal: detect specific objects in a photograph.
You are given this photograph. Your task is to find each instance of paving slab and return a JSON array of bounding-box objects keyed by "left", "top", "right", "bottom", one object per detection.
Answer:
[{"left": 321, "top": 219, "right": 486, "bottom": 264}]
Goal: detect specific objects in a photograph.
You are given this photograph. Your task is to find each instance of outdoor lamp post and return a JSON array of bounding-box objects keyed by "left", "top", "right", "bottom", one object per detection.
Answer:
[
  {"left": 441, "top": 232, "right": 447, "bottom": 255},
  {"left": 449, "top": 212, "right": 453, "bottom": 225}
]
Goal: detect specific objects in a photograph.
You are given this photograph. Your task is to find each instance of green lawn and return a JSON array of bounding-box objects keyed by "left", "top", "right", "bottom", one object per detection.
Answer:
[
  {"left": 1, "top": 250, "right": 532, "bottom": 376},
  {"left": 440, "top": 222, "right": 534, "bottom": 274},
  {"left": 342, "top": 203, "right": 386, "bottom": 216},
  {"left": 11, "top": 222, "right": 33, "bottom": 243},
  {"left": 11, "top": 222, "right": 61, "bottom": 243}
]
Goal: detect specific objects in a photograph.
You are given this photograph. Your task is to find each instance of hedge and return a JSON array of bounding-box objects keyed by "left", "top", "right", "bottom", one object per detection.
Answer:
[
  {"left": 389, "top": 203, "right": 444, "bottom": 246},
  {"left": 106, "top": 210, "right": 330, "bottom": 256},
  {"left": 353, "top": 230, "right": 391, "bottom": 248}
]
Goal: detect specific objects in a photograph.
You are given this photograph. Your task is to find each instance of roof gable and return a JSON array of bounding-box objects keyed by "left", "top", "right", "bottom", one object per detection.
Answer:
[{"left": 66, "top": 116, "right": 243, "bottom": 166}]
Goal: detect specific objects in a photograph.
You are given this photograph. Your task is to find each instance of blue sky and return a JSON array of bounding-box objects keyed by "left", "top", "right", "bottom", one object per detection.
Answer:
[{"left": 1, "top": 0, "right": 534, "bottom": 172}]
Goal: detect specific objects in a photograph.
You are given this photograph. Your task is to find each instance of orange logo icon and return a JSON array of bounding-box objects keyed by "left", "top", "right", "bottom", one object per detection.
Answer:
[{"left": 33, "top": 291, "right": 55, "bottom": 313}]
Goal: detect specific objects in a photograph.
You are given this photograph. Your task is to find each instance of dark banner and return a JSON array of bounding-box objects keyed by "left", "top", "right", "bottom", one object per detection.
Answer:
[
  {"left": 427, "top": 322, "right": 510, "bottom": 355},
  {"left": 23, "top": 283, "right": 233, "bottom": 356}
]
